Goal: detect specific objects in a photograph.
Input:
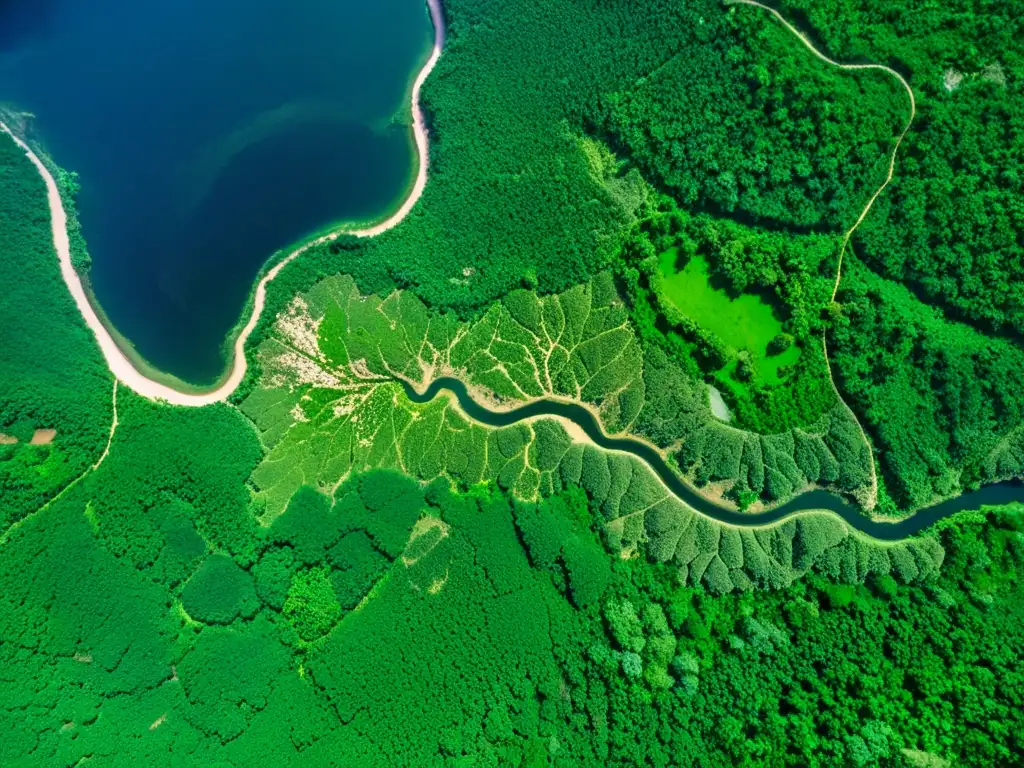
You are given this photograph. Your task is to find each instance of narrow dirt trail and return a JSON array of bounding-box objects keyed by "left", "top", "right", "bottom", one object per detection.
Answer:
[
  {"left": 0, "top": 378, "right": 119, "bottom": 546},
  {"left": 92, "top": 380, "right": 119, "bottom": 471},
  {"left": 0, "top": 0, "right": 446, "bottom": 407},
  {"left": 729, "top": 0, "right": 919, "bottom": 509},
  {"left": 726, "top": 0, "right": 916, "bottom": 301}
]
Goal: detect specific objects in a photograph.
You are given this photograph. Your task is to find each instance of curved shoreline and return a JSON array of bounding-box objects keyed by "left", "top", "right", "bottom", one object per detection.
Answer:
[
  {"left": 0, "top": 0, "right": 446, "bottom": 407},
  {"left": 405, "top": 377, "right": 1024, "bottom": 539}
]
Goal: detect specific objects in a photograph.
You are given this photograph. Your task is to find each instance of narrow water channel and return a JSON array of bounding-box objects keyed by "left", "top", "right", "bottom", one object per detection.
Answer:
[{"left": 402, "top": 377, "right": 1024, "bottom": 540}]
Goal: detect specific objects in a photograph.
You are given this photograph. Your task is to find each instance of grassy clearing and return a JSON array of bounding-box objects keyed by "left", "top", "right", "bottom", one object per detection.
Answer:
[{"left": 656, "top": 249, "right": 800, "bottom": 387}]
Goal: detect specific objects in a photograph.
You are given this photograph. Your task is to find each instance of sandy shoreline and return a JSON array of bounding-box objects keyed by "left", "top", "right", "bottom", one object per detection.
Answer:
[{"left": 0, "top": 0, "right": 446, "bottom": 407}]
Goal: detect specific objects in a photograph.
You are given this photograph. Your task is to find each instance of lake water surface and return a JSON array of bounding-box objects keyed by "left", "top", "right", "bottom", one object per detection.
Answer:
[{"left": 0, "top": 0, "right": 432, "bottom": 382}]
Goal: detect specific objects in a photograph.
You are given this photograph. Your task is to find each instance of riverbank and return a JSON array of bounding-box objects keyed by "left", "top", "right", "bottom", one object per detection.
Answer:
[
  {"left": 0, "top": 0, "right": 446, "bottom": 406},
  {"left": 403, "top": 376, "right": 1024, "bottom": 540}
]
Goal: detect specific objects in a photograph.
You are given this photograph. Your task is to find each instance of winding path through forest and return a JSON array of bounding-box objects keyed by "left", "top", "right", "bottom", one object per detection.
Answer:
[
  {"left": 729, "top": 0, "right": 919, "bottom": 510},
  {"left": 0, "top": 0, "right": 446, "bottom": 407},
  {"left": 726, "top": 0, "right": 917, "bottom": 301},
  {"left": 0, "top": 379, "right": 119, "bottom": 546}
]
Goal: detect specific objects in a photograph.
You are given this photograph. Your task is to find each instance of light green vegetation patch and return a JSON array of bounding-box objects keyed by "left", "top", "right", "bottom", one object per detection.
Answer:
[
  {"left": 243, "top": 274, "right": 928, "bottom": 594},
  {"left": 242, "top": 272, "right": 647, "bottom": 520},
  {"left": 243, "top": 272, "right": 873, "bottom": 518},
  {"left": 657, "top": 250, "right": 800, "bottom": 386}
]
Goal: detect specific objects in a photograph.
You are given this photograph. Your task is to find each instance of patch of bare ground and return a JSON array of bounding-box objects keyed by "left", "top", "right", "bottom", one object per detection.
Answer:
[
  {"left": 0, "top": 434, "right": 16, "bottom": 445},
  {"left": 29, "top": 429, "right": 56, "bottom": 445},
  {"left": 696, "top": 480, "right": 736, "bottom": 509},
  {"left": 427, "top": 569, "right": 450, "bottom": 595}
]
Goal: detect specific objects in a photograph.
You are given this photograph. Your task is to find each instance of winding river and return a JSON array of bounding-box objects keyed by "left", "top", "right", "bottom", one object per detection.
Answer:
[
  {"left": 402, "top": 377, "right": 1024, "bottom": 540},
  {"left": 2, "top": 0, "right": 1021, "bottom": 539}
]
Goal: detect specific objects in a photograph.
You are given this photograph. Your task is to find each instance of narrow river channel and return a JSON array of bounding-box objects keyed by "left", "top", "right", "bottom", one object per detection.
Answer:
[{"left": 402, "top": 377, "right": 1024, "bottom": 541}]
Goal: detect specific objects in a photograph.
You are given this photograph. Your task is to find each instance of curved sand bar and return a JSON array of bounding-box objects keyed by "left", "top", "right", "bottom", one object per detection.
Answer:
[{"left": 0, "top": 0, "right": 446, "bottom": 407}]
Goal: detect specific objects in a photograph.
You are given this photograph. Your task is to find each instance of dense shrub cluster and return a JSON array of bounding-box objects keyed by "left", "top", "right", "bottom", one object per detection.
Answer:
[
  {"left": 776, "top": 0, "right": 1024, "bottom": 338},
  {"left": 830, "top": 259, "right": 1024, "bottom": 509}
]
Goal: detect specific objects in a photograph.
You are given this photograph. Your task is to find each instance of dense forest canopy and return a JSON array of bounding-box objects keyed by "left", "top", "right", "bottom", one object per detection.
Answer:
[
  {"left": 2, "top": 0, "right": 1024, "bottom": 764},
  {"left": 0, "top": 135, "right": 112, "bottom": 528}
]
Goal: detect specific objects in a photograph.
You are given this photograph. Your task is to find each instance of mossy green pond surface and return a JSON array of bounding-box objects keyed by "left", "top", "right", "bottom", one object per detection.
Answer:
[{"left": 657, "top": 249, "right": 800, "bottom": 386}]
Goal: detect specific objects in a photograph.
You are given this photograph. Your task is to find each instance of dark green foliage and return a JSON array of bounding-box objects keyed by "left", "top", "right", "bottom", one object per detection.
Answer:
[
  {"left": 768, "top": 333, "right": 794, "bottom": 355},
  {"left": 328, "top": 531, "right": 390, "bottom": 610},
  {"left": 3, "top": 0, "right": 1024, "bottom": 762},
  {"left": 605, "top": 2, "right": 903, "bottom": 231},
  {"left": 344, "top": 469, "right": 429, "bottom": 558},
  {"left": 830, "top": 259, "right": 1024, "bottom": 507},
  {"left": 778, "top": 0, "right": 1024, "bottom": 338},
  {"left": 253, "top": 547, "right": 294, "bottom": 611},
  {"left": 88, "top": 393, "right": 263, "bottom": 561},
  {"left": 181, "top": 554, "right": 259, "bottom": 625},
  {"left": 177, "top": 618, "right": 292, "bottom": 742},
  {"left": 267, "top": 486, "right": 336, "bottom": 565},
  {"left": 0, "top": 133, "right": 112, "bottom": 527},
  {"left": 562, "top": 535, "right": 611, "bottom": 610},
  {"left": 2, "top": 447, "right": 1023, "bottom": 766}
]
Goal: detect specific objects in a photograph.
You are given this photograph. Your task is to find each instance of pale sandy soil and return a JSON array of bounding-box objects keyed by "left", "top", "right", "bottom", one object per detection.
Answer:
[
  {"left": 0, "top": 0, "right": 446, "bottom": 407},
  {"left": 28, "top": 429, "right": 56, "bottom": 445},
  {"left": 0, "top": 434, "right": 16, "bottom": 445}
]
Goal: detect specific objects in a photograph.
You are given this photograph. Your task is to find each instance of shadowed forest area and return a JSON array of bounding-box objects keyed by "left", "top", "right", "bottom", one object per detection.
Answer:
[
  {"left": 0, "top": 389, "right": 1021, "bottom": 764},
  {"left": 2, "top": 0, "right": 1024, "bottom": 764}
]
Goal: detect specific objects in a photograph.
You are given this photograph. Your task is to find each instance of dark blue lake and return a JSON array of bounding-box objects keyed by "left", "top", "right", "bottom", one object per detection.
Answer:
[{"left": 0, "top": 0, "right": 432, "bottom": 383}]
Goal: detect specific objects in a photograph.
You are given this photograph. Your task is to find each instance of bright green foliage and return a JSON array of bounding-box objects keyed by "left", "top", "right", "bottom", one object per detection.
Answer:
[
  {"left": 0, "top": 133, "right": 113, "bottom": 528},
  {"left": 181, "top": 554, "right": 259, "bottom": 625},
  {"left": 656, "top": 251, "right": 799, "bottom": 386},
  {"left": 605, "top": 599, "right": 646, "bottom": 653},
  {"left": 243, "top": 273, "right": 652, "bottom": 517},
  {"left": 284, "top": 567, "right": 342, "bottom": 642},
  {"left": 676, "top": 406, "right": 873, "bottom": 506},
  {"left": 247, "top": 291, "right": 899, "bottom": 594},
  {"left": 607, "top": 485, "right": 945, "bottom": 593},
  {"left": 622, "top": 199, "right": 840, "bottom": 430},
  {"left": 246, "top": 270, "right": 873, "bottom": 515}
]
